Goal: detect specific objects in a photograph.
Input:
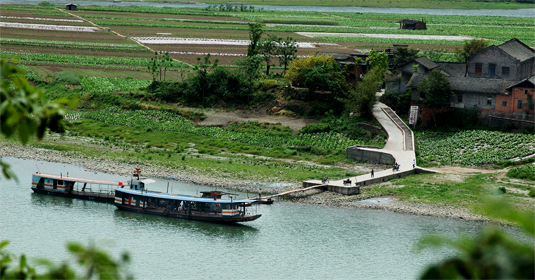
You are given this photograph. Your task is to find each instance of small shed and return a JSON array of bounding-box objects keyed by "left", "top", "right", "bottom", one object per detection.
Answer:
[
  {"left": 65, "top": 3, "right": 78, "bottom": 11},
  {"left": 399, "top": 19, "right": 426, "bottom": 30}
]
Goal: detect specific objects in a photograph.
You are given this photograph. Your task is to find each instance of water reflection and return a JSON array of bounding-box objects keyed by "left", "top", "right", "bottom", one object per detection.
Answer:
[
  {"left": 113, "top": 209, "right": 258, "bottom": 238},
  {"left": 31, "top": 192, "right": 73, "bottom": 207}
]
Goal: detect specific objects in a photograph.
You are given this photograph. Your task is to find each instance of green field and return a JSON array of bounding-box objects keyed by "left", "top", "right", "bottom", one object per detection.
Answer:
[{"left": 72, "top": 0, "right": 534, "bottom": 9}]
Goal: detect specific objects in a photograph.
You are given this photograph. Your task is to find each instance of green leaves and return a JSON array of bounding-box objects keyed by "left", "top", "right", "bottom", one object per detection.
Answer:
[
  {"left": 417, "top": 69, "right": 453, "bottom": 106},
  {"left": 81, "top": 77, "right": 151, "bottom": 93},
  {"left": 82, "top": 108, "right": 363, "bottom": 153},
  {"left": 416, "top": 130, "right": 535, "bottom": 166},
  {"left": 1, "top": 59, "right": 74, "bottom": 143},
  {"left": 417, "top": 197, "right": 535, "bottom": 279},
  {"left": 0, "top": 241, "right": 132, "bottom": 280},
  {"left": 1, "top": 59, "right": 77, "bottom": 179}
]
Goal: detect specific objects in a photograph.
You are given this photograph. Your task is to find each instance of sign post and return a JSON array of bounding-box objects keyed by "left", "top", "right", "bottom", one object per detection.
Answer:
[{"left": 408, "top": 106, "right": 419, "bottom": 126}]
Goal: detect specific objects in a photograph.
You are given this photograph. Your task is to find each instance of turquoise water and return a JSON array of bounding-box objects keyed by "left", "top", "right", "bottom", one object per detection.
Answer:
[{"left": 1, "top": 157, "right": 486, "bottom": 279}]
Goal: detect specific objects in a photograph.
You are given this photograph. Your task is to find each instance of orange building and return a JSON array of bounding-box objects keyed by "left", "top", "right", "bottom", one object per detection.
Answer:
[{"left": 495, "top": 76, "right": 535, "bottom": 114}]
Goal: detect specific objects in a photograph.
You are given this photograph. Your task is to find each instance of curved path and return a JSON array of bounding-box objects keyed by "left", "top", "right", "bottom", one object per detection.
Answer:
[{"left": 302, "top": 95, "right": 434, "bottom": 195}]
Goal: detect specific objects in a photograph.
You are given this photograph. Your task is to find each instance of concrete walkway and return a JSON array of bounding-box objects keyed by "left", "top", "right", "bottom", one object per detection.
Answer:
[{"left": 302, "top": 98, "right": 434, "bottom": 195}]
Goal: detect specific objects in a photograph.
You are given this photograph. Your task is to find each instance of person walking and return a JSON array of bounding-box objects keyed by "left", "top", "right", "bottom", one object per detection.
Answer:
[
  {"left": 413, "top": 159, "right": 416, "bottom": 168},
  {"left": 371, "top": 168, "right": 374, "bottom": 178},
  {"left": 258, "top": 188, "right": 262, "bottom": 198}
]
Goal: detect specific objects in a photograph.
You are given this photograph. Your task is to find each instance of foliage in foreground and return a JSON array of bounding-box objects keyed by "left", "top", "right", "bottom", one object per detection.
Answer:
[
  {"left": 0, "top": 59, "right": 76, "bottom": 179},
  {"left": 0, "top": 241, "right": 132, "bottom": 280},
  {"left": 417, "top": 197, "right": 534, "bottom": 279}
]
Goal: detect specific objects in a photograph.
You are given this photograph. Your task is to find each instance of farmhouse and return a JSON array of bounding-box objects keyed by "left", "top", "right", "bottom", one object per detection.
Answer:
[
  {"left": 404, "top": 38, "right": 535, "bottom": 127},
  {"left": 317, "top": 52, "right": 363, "bottom": 86},
  {"left": 65, "top": 3, "right": 78, "bottom": 11},
  {"left": 399, "top": 19, "right": 427, "bottom": 30}
]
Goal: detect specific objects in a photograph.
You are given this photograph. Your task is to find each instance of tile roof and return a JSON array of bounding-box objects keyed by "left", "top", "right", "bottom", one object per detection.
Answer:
[
  {"left": 449, "top": 77, "right": 516, "bottom": 93},
  {"left": 407, "top": 74, "right": 517, "bottom": 94},
  {"left": 497, "top": 38, "right": 535, "bottom": 62},
  {"left": 414, "top": 56, "right": 438, "bottom": 70},
  {"left": 437, "top": 62, "right": 466, "bottom": 77},
  {"left": 506, "top": 74, "right": 535, "bottom": 90}
]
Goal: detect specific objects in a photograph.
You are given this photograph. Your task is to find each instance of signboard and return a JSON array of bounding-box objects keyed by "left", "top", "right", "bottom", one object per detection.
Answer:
[{"left": 408, "top": 106, "right": 419, "bottom": 125}]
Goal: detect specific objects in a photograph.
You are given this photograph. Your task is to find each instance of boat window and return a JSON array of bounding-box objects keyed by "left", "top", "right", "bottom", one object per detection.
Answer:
[{"left": 58, "top": 180, "right": 64, "bottom": 185}]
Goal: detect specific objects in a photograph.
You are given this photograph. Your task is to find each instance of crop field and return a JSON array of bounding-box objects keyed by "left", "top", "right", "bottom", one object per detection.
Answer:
[
  {"left": 416, "top": 130, "right": 535, "bottom": 166},
  {"left": 80, "top": 108, "right": 363, "bottom": 153},
  {"left": 3, "top": 3, "right": 532, "bottom": 77},
  {"left": 68, "top": 0, "right": 533, "bottom": 9}
]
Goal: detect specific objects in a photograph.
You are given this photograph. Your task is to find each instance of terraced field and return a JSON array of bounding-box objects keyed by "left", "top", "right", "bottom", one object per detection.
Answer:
[{"left": 1, "top": 4, "right": 533, "bottom": 77}]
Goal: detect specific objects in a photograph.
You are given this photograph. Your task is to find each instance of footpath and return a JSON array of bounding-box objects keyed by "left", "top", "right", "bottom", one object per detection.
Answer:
[{"left": 301, "top": 95, "right": 436, "bottom": 195}]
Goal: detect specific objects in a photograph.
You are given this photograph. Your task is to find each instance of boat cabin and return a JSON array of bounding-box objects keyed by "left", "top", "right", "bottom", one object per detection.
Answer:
[{"left": 114, "top": 188, "right": 260, "bottom": 223}]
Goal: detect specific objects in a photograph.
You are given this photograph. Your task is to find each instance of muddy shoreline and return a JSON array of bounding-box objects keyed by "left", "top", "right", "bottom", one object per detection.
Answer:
[{"left": 1, "top": 141, "right": 486, "bottom": 222}]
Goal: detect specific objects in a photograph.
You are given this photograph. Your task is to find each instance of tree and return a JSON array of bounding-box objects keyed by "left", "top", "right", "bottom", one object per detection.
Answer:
[
  {"left": 258, "top": 34, "right": 279, "bottom": 76},
  {"left": 338, "top": 67, "right": 382, "bottom": 118},
  {"left": 393, "top": 48, "right": 419, "bottom": 68},
  {"left": 247, "top": 22, "right": 263, "bottom": 57},
  {"left": 236, "top": 54, "right": 262, "bottom": 83},
  {"left": 417, "top": 69, "right": 453, "bottom": 127},
  {"left": 148, "top": 51, "right": 173, "bottom": 81},
  {"left": 366, "top": 49, "right": 388, "bottom": 79},
  {"left": 456, "top": 39, "right": 489, "bottom": 62},
  {"left": 285, "top": 54, "right": 346, "bottom": 98},
  {"left": 276, "top": 37, "right": 298, "bottom": 73},
  {"left": 192, "top": 54, "right": 218, "bottom": 105},
  {"left": 417, "top": 70, "right": 453, "bottom": 106},
  {"left": 1, "top": 59, "right": 75, "bottom": 179}
]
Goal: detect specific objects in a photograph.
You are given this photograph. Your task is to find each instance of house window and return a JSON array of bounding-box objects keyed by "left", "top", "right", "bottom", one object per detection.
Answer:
[
  {"left": 489, "top": 64, "right": 496, "bottom": 77},
  {"left": 419, "top": 92, "right": 425, "bottom": 99},
  {"left": 487, "top": 96, "right": 492, "bottom": 105},
  {"left": 475, "top": 63, "right": 482, "bottom": 76},
  {"left": 502, "top": 67, "right": 510, "bottom": 76},
  {"left": 530, "top": 103, "right": 534, "bottom": 110},
  {"left": 457, "top": 94, "right": 462, "bottom": 103},
  {"left": 502, "top": 101, "right": 507, "bottom": 107},
  {"left": 517, "top": 100, "right": 523, "bottom": 109}
]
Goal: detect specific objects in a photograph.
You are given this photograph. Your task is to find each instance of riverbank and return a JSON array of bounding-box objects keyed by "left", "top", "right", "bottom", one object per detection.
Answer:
[{"left": 1, "top": 139, "right": 507, "bottom": 222}]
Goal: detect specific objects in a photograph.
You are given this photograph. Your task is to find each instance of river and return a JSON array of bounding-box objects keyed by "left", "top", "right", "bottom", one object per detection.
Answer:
[
  {"left": 8, "top": 0, "right": 535, "bottom": 17},
  {"left": 1, "top": 157, "right": 490, "bottom": 279}
]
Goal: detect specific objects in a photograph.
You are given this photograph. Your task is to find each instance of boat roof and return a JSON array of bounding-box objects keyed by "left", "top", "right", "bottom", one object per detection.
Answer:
[
  {"left": 34, "top": 173, "right": 128, "bottom": 186},
  {"left": 116, "top": 188, "right": 255, "bottom": 204}
]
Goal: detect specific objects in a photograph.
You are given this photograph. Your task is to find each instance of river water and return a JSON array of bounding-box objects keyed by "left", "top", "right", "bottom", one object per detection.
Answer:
[
  {"left": 1, "top": 157, "right": 490, "bottom": 279},
  {"left": 9, "top": 0, "right": 535, "bottom": 17}
]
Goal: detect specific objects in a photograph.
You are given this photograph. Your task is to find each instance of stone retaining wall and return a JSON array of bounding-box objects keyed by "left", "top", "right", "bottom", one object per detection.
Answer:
[{"left": 346, "top": 145, "right": 395, "bottom": 164}]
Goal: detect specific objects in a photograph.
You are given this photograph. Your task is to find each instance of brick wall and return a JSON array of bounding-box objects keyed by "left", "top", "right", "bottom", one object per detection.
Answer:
[{"left": 410, "top": 103, "right": 454, "bottom": 126}]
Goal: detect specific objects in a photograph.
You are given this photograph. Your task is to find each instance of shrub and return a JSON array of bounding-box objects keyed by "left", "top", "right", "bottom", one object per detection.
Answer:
[
  {"left": 506, "top": 164, "right": 535, "bottom": 181},
  {"left": 253, "top": 92, "right": 277, "bottom": 104},
  {"left": 53, "top": 71, "right": 81, "bottom": 85},
  {"left": 528, "top": 188, "right": 535, "bottom": 197},
  {"left": 258, "top": 78, "right": 280, "bottom": 91},
  {"left": 498, "top": 187, "right": 506, "bottom": 194}
]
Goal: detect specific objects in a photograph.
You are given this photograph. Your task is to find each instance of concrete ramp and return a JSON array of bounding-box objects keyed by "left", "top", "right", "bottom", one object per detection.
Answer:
[{"left": 303, "top": 102, "right": 437, "bottom": 194}]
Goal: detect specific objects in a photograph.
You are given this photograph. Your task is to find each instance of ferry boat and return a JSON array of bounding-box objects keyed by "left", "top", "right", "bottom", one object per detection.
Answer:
[
  {"left": 31, "top": 169, "right": 154, "bottom": 203},
  {"left": 114, "top": 185, "right": 261, "bottom": 224}
]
